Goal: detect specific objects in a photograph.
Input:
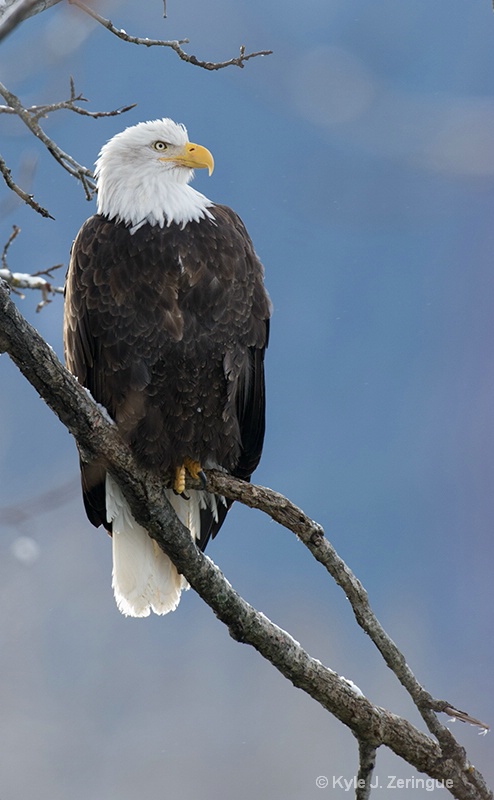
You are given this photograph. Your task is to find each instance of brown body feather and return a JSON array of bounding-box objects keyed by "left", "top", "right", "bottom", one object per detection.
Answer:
[{"left": 64, "top": 204, "right": 270, "bottom": 550}]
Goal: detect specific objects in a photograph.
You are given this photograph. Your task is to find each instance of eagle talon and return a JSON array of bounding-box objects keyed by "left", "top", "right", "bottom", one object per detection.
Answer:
[
  {"left": 173, "top": 465, "right": 186, "bottom": 495},
  {"left": 183, "top": 457, "right": 205, "bottom": 486},
  {"left": 173, "top": 460, "right": 205, "bottom": 493}
]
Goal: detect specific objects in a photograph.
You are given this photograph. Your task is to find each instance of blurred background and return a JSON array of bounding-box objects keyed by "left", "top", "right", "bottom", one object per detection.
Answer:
[{"left": 0, "top": 0, "right": 493, "bottom": 797}]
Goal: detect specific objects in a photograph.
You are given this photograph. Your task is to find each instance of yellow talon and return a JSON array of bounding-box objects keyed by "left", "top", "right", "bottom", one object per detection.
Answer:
[
  {"left": 173, "top": 459, "right": 207, "bottom": 493},
  {"left": 174, "top": 465, "right": 186, "bottom": 495},
  {"left": 183, "top": 457, "right": 203, "bottom": 481}
]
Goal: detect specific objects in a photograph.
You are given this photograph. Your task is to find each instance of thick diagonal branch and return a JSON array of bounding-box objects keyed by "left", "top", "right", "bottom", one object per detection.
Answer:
[
  {"left": 204, "top": 472, "right": 490, "bottom": 744},
  {"left": 0, "top": 279, "right": 491, "bottom": 800}
]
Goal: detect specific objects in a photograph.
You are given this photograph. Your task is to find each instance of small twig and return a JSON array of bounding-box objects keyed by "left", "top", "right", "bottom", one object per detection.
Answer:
[
  {"left": 1, "top": 224, "right": 21, "bottom": 268},
  {"left": 21, "top": 76, "right": 137, "bottom": 123},
  {"left": 0, "top": 153, "right": 53, "bottom": 219},
  {"left": 173, "top": 42, "right": 274, "bottom": 72},
  {"left": 0, "top": 77, "right": 136, "bottom": 122},
  {"left": 68, "top": 0, "right": 273, "bottom": 70},
  {"left": 31, "top": 263, "right": 64, "bottom": 281},
  {"left": 444, "top": 706, "right": 491, "bottom": 732}
]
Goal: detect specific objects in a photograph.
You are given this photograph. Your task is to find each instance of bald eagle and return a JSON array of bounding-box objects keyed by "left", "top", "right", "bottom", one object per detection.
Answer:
[{"left": 64, "top": 118, "right": 271, "bottom": 617}]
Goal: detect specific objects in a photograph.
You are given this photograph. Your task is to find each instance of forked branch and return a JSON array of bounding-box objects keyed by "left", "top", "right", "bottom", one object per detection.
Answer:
[{"left": 0, "top": 78, "right": 136, "bottom": 216}]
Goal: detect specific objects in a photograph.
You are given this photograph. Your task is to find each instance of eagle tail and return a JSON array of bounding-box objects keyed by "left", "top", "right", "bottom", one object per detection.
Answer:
[
  {"left": 107, "top": 474, "right": 184, "bottom": 617},
  {"left": 105, "top": 475, "right": 218, "bottom": 617}
]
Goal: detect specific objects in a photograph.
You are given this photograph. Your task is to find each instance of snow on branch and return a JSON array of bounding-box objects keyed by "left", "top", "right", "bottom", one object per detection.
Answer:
[
  {"left": 0, "top": 225, "right": 64, "bottom": 310},
  {"left": 68, "top": 0, "right": 273, "bottom": 70},
  {"left": 0, "top": 278, "right": 491, "bottom": 800}
]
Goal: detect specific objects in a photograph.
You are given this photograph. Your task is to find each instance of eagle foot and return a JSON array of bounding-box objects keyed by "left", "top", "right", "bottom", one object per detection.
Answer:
[
  {"left": 184, "top": 457, "right": 207, "bottom": 488},
  {"left": 173, "top": 459, "right": 207, "bottom": 494}
]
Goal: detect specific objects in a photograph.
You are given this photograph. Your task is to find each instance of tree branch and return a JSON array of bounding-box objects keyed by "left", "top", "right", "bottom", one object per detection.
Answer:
[
  {"left": 0, "top": 78, "right": 94, "bottom": 193},
  {"left": 0, "top": 225, "right": 64, "bottom": 309},
  {"left": 356, "top": 739, "right": 378, "bottom": 800},
  {"left": 0, "top": 278, "right": 491, "bottom": 800},
  {"left": 0, "top": 151, "right": 54, "bottom": 218},
  {"left": 0, "top": 78, "right": 137, "bottom": 216},
  {"left": 204, "top": 472, "right": 490, "bottom": 737},
  {"left": 0, "top": 76, "right": 137, "bottom": 123},
  {"left": 0, "top": 0, "right": 62, "bottom": 43},
  {"left": 0, "top": 0, "right": 271, "bottom": 218},
  {"left": 68, "top": 0, "right": 273, "bottom": 70}
]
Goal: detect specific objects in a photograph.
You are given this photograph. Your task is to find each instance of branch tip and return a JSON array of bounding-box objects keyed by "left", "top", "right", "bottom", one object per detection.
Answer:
[{"left": 69, "top": 0, "right": 271, "bottom": 71}]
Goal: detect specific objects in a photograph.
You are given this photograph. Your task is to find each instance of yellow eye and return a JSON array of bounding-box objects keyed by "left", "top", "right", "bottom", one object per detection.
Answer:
[{"left": 153, "top": 141, "right": 168, "bottom": 151}]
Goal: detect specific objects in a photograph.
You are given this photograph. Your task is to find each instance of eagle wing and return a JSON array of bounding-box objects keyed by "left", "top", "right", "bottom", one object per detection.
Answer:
[
  {"left": 196, "top": 206, "right": 270, "bottom": 547},
  {"left": 64, "top": 206, "right": 271, "bottom": 548}
]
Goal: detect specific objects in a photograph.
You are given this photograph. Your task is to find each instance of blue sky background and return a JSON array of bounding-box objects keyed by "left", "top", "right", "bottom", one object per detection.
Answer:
[{"left": 0, "top": 1, "right": 493, "bottom": 797}]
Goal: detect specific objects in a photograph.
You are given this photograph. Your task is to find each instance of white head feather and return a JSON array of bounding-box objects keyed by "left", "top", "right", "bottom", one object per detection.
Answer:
[{"left": 95, "top": 118, "right": 215, "bottom": 231}]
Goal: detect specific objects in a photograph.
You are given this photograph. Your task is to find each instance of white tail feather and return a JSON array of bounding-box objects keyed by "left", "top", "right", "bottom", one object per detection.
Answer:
[{"left": 105, "top": 473, "right": 218, "bottom": 617}]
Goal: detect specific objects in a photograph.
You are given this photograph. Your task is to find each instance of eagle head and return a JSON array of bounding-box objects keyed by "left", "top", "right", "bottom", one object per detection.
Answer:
[{"left": 95, "top": 118, "right": 215, "bottom": 230}]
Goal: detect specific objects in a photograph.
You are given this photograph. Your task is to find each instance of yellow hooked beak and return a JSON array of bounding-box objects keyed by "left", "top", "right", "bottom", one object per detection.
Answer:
[{"left": 159, "top": 142, "right": 214, "bottom": 175}]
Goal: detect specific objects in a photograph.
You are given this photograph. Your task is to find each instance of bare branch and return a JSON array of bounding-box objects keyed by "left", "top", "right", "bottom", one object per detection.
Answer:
[
  {"left": 173, "top": 42, "right": 274, "bottom": 72},
  {"left": 0, "top": 267, "right": 64, "bottom": 310},
  {"left": 0, "top": 225, "right": 64, "bottom": 309},
  {"left": 0, "top": 76, "right": 138, "bottom": 123},
  {"left": 68, "top": 0, "right": 273, "bottom": 70},
  {"left": 0, "top": 152, "right": 53, "bottom": 219},
  {"left": 0, "top": 77, "right": 136, "bottom": 122},
  {"left": 0, "top": 79, "right": 95, "bottom": 191},
  {"left": 1, "top": 224, "right": 21, "bottom": 268},
  {"left": 204, "top": 472, "right": 490, "bottom": 743},
  {"left": 0, "top": 279, "right": 491, "bottom": 800},
  {"left": 0, "top": 78, "right": 136, "bottom": 214}
]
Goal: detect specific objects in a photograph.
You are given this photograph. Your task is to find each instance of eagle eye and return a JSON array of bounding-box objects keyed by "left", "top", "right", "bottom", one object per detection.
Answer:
[{"left": 153, "top": 141, "right": 168, "bottom": 151}]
